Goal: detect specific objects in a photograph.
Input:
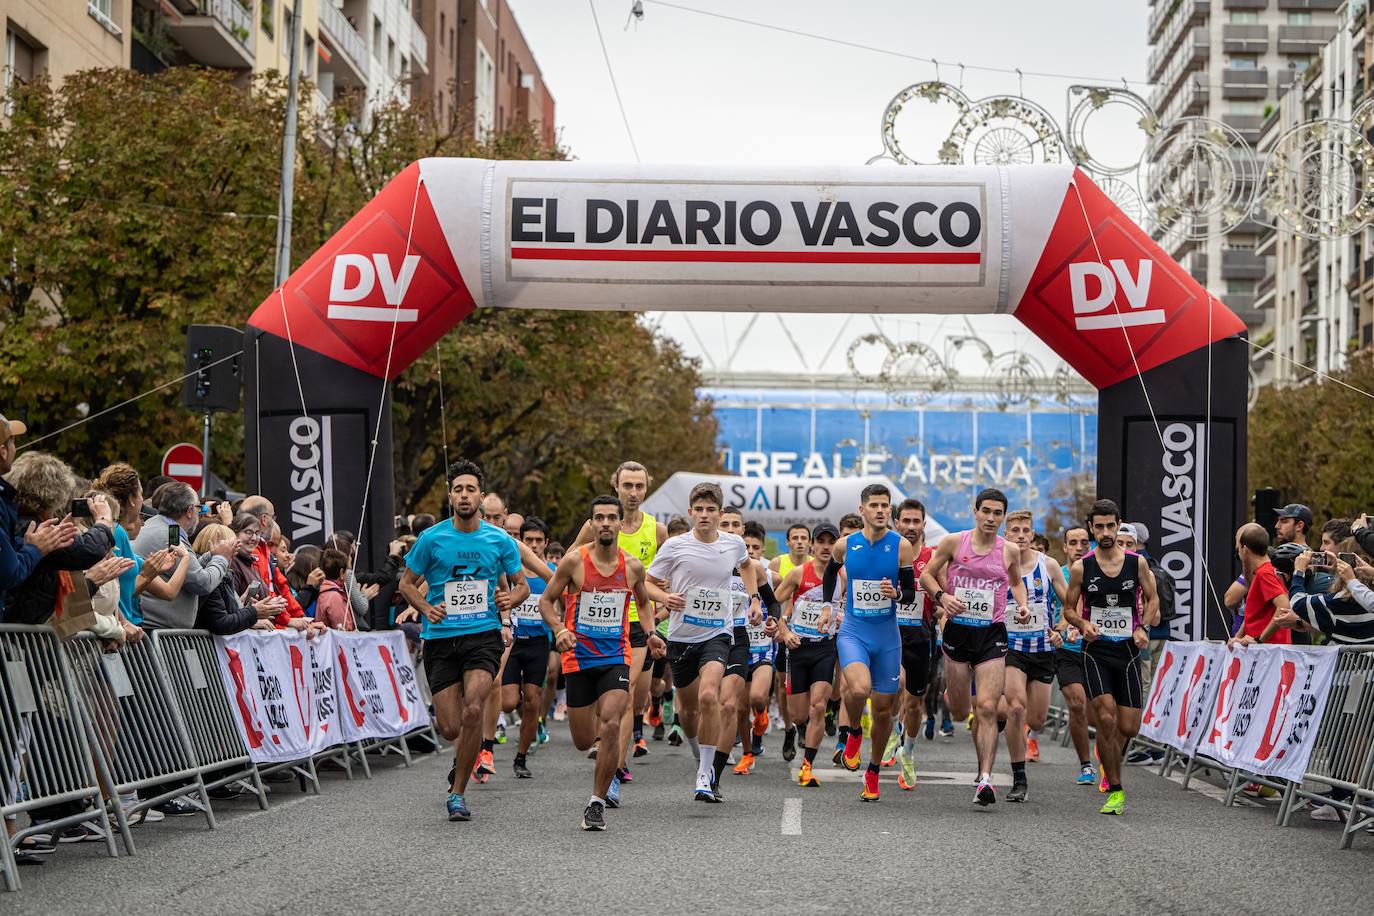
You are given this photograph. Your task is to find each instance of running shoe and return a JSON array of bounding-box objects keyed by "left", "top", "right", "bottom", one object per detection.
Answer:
[
  {"left": 965, "top": 712, "right": 975, "bottom": 731},
  {"left": 495, "top": 723, "right": 507, "bottom": 745},
  {"left": 881, "top": 733, "right": 899, "bottom": 767},
  {"left": 924, "top": 718, "right": 935, "bottom": 740},
  {"left": 476, "top": 749, "right": 496, "bottom": 776},
  {"left": 606, "top": 776, "right": 622, "bottom": 809},
  {"left": 753, "top": 711, "right": 769, "bottom": 737},
  {"left": 896, "top": 747, "right": 917, "bottom": 789},
  {"left": 587, "top": 741, "right": 599, "bottom": 760},
  {"left": 733, "top": 753, "right": 755, "bottom": 776},
  {"left": 842, "top": 731, "right": 863, "bottom": 771},
  {"left": 513, "top": 759, "right": 533, "bottom": 779},
  {"left": 1126, "top": 749, "right": 1164, "bottom": 765},
  {"left": 582, "top": 800, "right": 607, "bottom": 831},
  {"left": 1099, "top": 789, "right": 1125, "bottom": 815},
  {"left": 536, "top": 719, "right": 549, "bottom": 745},
  {"left": 618, "top": 766, "right": 633, "bottom": 784},
  {"left": 553, "top": 701, "right": 567, "bottom": 722},
  {"left": 975, "top": 779, "right": 996, "bottom": 807},
  {"left": 445, "top": 763, "right": 456, "bottom": 789},
  {"left": 711, "top": 780, "right": 724, "bottom": 802},
  {"left": 447, "top": 793, "right": 471, "bottom": 822},
  {"left": 1026, "top": 735, "right": 1040, "bottom": 763},
  {"left": 832, "top": 745, "right": 844, "bottom": 767},
  {"left": 633, "top": 738, "right": 649, "bottom": 758},
  {"left": 58, "top": 823, "right": 106, "bottom": 844},
  {"left": 1098, "top": 771, "right": 1109, "bottom": 793},
  {"left": 694, "top": 773, "right": 719, "bottom": 803},
  {"left": 1310, "top": 804, "right": 1345, "bottom": 823},
  {"left": 1076, "top": 764, "right": 1097, "bottom": 786},
  {"left": 861, "top": 767, "right": 880, "bottom": 802},
  {"left": 782, "top": 726, "right": 797, "bottom": 762},
  {"left": 751, "top": 733, "right": 764, "bottom": 757},
  {"left": 667, "top": 725, "right": 684, "bottom": 747},
  {"left": 1242, "top": 782, "right": 1278, "bottom": 799},
  {"left": 824, "top": 707, "right": 837, "bottom": 737},
  {"left": 798, "top": 760, "right": 820, "bottom": 788},
  {"left": 648, "top": 707, "right": 663, "bottom": 728},
  {"left": 1007, "top": 778, "right": 1028, "bottom": 803},
  {"left": 653, "top": 721, "right": 666, "bottom": 741},
  {"left": 939, "top": 725, "right": 954, "bottom": 739}
]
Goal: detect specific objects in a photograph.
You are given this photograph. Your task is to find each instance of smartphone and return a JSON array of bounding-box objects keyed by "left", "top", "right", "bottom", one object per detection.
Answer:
[
  {"left": 394, "top": 514, "right": 408, "bottom": 533},
  {"left": 70, "top": 498, "right": 92, "bottom": 519},
  {"left": 199, "top": 503, "right": 212, "bottom": 516},
  {"left": 167, "top": 524, "right": 181, "bottom": 551},
  {"left": 1310, "top": 551, "right": 1333, "bottom": 570},
  {"left": 1339, "top": 552, "right": 1358, "bottom": 567}
]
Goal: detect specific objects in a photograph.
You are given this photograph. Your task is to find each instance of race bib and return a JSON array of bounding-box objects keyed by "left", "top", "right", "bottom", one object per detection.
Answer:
[
  {"left": 577, "top": 590, "right": 627, "bottom": 638},
  {"left": 896, "top": 591, "right": 926, "bottom": 626},
  {"left": 512, "top": 595, "right": 543, "bottom": 626},
  {"left": 951, "top": 587, "right": 994, "bottom": 626},
  {"left": 1093, "top": 604, "right": 1134, "bottom": 641},
  {"left": 1006, "top": 601, "right": 1048, "bottom": 636},
  {"left": 731, "top": 585, "right": 749, "bottom": 627},
  {"left": 792, "top": 599, "right": 828, "bottom": 639},
  {"left": 683, "top": 586, "right": 729, "bottom": 629},
  {"left": 850, "top": 579, "right": 892, "bottom": 617},
  {"left": 747, "top": 623, "right": 771, "bottom": 650},
  {"left": 443, "top": 580, "right": 489, "bottom": 623}
]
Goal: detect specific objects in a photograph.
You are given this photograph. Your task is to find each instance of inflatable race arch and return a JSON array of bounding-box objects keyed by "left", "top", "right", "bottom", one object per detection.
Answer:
[{"left": 245, "top": 160, "right": 1247, "bottom": 639}]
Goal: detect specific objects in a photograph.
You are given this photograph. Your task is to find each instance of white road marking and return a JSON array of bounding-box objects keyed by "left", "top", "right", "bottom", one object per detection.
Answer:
[{"left": 781, "top": 798, "right": 803, "bottom": 835}]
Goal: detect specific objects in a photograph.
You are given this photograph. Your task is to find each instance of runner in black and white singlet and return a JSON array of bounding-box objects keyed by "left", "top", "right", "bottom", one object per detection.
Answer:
[{"left": 1062, "top": 499, "right": 1159, "bottom": 817}]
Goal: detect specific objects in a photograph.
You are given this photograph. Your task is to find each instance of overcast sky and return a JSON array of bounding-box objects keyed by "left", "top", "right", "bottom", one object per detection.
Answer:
[{"left": 507, "top": 0, "right": 1150, "bottom": 378}]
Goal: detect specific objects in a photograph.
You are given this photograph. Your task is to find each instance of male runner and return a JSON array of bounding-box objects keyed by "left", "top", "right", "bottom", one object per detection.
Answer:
[
  {"left": 921, "top": 488, "right": 1030, "bottom": 807},
  {"left": 399, "top": 460, "right": 528, "bottom": 822},
  {"left": 827, "top": 512, "right": 865, "bottom": 745},
  {"left": 647, "top": 483, "right": 762, "bottom": 802},
  {"left": 713, "top": 508, "right": 756, "bottom": 782},
  {"left": 540, "top": 496, "right": 666, "bottom": 830},
  {"left": 892, "top": 498, "right": 934, "bottom": 791},
  {"left": 775, "top": 523, "right": 842, "bottom": 788},
  {"left": 826, "top": 484, "right": 917, "bottom": 802},
  {"left": 1055, "top": 525, "right": 1097, "bottom": 785},
  {"left": 1061, "top": 499, "right": 1159, "bottom": 816},
  {"left": 770, "top": 525, "right": 809, "bottom": 759},
  {"left": 1001, "top": 510, "right": 1067, "bottom": 802},
  {"left": 734, "top": 521, "right": 774, "bottom": 774},
  {"left": 770, "top": 523, "right": 811, "bottom": 580},
  {"left": 569, "top": 460, "right": 667, "bottom": 799},
  {"left": 501, "top": 517, "right": 555, "bottom": 778}
]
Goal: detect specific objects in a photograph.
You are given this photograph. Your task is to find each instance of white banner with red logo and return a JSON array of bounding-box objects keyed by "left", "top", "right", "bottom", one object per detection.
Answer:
[
  {"left": 1140, "top": 642, "right": 1338, "bottom": 783},
  {"left": 216, "top": 630, "right": 428, "bottom": 764}
]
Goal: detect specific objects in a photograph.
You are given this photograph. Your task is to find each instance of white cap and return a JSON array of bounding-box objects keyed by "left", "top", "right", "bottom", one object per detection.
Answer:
[{"left": 1117, "top": 523, "right": 1138, "bottom": 540}]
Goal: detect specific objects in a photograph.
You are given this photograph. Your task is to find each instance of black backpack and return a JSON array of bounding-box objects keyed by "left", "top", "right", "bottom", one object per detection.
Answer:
[{"left": 1147, "top": 556, "right": 1180, "bottom": 622}]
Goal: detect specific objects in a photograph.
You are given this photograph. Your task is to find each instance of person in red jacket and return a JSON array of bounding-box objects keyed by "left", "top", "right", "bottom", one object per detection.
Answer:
[{"left": 240, "top": 495, "right": 305, "bottom": 627}]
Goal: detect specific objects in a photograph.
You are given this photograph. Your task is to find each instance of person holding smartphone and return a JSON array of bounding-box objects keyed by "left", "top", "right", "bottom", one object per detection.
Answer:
[{"left": 1284, "top": 548, "right": 1374, "bottom": 645}]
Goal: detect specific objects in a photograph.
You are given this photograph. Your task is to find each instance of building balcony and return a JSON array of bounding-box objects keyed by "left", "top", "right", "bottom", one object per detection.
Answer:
[
  {"left": 1276, "top": 0, "right": 1343, "bottom": 10},
  {"left": 1223, "top": 67, "right": 1270, "bottom": 98},
  {"left": 1226, "top": 293, "right": 1261, "bottom": 326},
  {"left": 1223, "top": 23, "right": 1269, "bottom": 54},
  {"left": 165, "top": 0, "right": 255, "bottom": 69},
  {"left": 1222, "top": 112, "right": 1264, "bottom": 141},
  {"left": 1149, "top": 18, "right": 1211, "bottom": 82},
  {"left": 1151, "top": 29, "right": 1211, "bottom": 109},
  {"left": 411, "top": 16, "right": 428, "bottom": 73},
  {"left": 1150, "top": 0, "right": 1209, "bottom": 46},
  {"left": 1183, "top": 251, "right": 1209, "bottom": 285},
  {"left": 1223, "top": 0, "right": 1269, "bottom": 8},
  {"left": 1257, "top": 225, "right": 1278, "bottom": 256},
  {"left": 1223, "top": 248, "right": 1266, "bottom": 279},
  {"left": 1278, "top": 24, "right": 1340, "bottom": 54},
  {"left": 318, "top": 0, "right": 369, "bottom": 88}
]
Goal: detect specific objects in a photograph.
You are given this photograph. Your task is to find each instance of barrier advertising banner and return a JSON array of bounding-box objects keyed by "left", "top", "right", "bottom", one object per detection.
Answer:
[
  {"left": 216, "top": 629, "right": 428, "bottom": 764},
  {"left": 1141, "top": 642, "right": 1338, "bottom": 783}
]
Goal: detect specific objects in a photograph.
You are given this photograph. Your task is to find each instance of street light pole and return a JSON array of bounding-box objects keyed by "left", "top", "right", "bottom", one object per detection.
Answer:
[{"left": 274, "top": 6, "right": 302, "bottom": 287}]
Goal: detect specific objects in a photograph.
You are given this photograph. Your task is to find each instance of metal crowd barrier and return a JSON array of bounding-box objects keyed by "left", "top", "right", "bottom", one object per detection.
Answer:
[
  {"left": 61, "top": 633, "right": 214, "bottom": 855},
  {"left": 148, "top": 630, "right": 267, "bottom": 810},
  {"left": 1273, "top": 646, "right": 1374, "bottom": 848},
  {"left": 0, "top": 625, "right": 117, "bottom": 892}
]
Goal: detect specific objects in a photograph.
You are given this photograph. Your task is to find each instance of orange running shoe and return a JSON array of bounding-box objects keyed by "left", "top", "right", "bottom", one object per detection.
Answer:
[
  {"left": 753, "top": 711, "right": 769, "bottom": 737},
  {"left": 633, "top": 737, "right": 649, "bottom": 758},
  {"left": 861, "top": 767, "right": 880, "bottom": 802},
  {"left": 1027, "top": 735, "right": 1041, "bottom": 763},
  {"left": 798, "top": 760, "right": 820, "bottom": 787},
  {"left": 733, "top": 753, "right": 755, "bottom": 775},
  {"left": 897, "top": 771, "right": 916, "bottom": 791},
  {"left": 842, "top": 732, "right": 863, "bottom": 771},
  {"left": 647, "top": 707, "right": 663, "bottom": 728},
  {"left": 476, "top": 749, "right": 496, "bottom": 775}
]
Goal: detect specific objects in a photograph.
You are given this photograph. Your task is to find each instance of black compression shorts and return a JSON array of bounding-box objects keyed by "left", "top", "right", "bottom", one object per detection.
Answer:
[
  {"left": 667, "top": 633, "right": 731, "bottom": 689},
  {"left": 564, "top": 664, "right": 630, "bottom": 708},
  {"left": 1083, "top": 641, "right": 1144, "bottom": 708},
  {"left": 900, "top": 627, "right": 932, "bottom": 696},
  {"left": 941, "top": 621, "right": 1008, "bottom": 667},
  {"left": 501, "top": 635, "right": 551, "bottom": 688},
  {"left": 787, "top": 639, "right": 838, "bottom": 696},
  {"left": 1007, "top": 649, "right": 1057, "bottom": 685}
]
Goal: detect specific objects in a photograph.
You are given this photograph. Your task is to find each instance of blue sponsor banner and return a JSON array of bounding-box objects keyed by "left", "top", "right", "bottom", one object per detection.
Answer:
[{"left": 704, "top": 385, "right": 1097, "bottom": 537}]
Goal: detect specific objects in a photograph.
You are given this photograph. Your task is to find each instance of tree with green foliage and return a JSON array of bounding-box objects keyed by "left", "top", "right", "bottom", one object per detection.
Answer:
[{"left": 0, "top": 67, "right": 719, "bottom": 533}]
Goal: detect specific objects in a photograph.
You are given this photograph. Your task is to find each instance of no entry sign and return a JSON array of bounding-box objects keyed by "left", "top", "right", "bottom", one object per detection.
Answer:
[{"left": 162, "top": 442, "right": 204, "bottom": 493}]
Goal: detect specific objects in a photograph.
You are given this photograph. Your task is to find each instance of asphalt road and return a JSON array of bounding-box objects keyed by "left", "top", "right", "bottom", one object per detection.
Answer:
[{"left": 9, "top": 715, "right": 1373, "bottom": 915}]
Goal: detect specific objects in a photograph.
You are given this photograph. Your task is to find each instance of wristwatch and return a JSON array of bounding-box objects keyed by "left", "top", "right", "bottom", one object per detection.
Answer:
[{"left": 933, "top": 589, "right": 947, "bottom": 605}]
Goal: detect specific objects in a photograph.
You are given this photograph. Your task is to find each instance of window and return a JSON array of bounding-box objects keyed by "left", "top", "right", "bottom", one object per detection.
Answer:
[
  {"left": 4, "top": 28, "right": 43, "bottom": 117},
  {"left": 475, "top": 42, "right": 495, "bottom": 138},
  {"left": 1229, "top": 56, "right": 1259, "bottom": 70},
  {"left": 1228, "top": 101, "right": 1263, "bottom": 115},
  {"left": 439, "top": 12, "right": 445, "bottom": 47},
  {"left": 1227, "top": 279, "right": 1256, "bottom": 294},
  {"left": 1288, "top": 11, "right": 1312, "bottom": 25},
  {"left": 1229, "top": 11, "right": 1260, "bottom": 24}
]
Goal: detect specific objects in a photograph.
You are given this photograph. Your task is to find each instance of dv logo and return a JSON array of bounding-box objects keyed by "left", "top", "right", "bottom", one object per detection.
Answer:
[
  {"left": 1068, "top": 259, "right": 1165, "bottom": 331},
  {"left": 327, "top": 253, "right": 421, "bottom": 323}
]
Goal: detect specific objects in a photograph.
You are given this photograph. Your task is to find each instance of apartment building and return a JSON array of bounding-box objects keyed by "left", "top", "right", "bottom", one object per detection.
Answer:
[
  {"left": 2, "top": 0, "right": 130, "bottom": 111},
  {"left": 1253, "top": 2, "right": 1374, "bottom": 384},
  {"left": 449, "top": 0, "right": 553, "bottom": 143},
  {"left": 1146, "top": 0, "right": 1342, "bottom": 332}
]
